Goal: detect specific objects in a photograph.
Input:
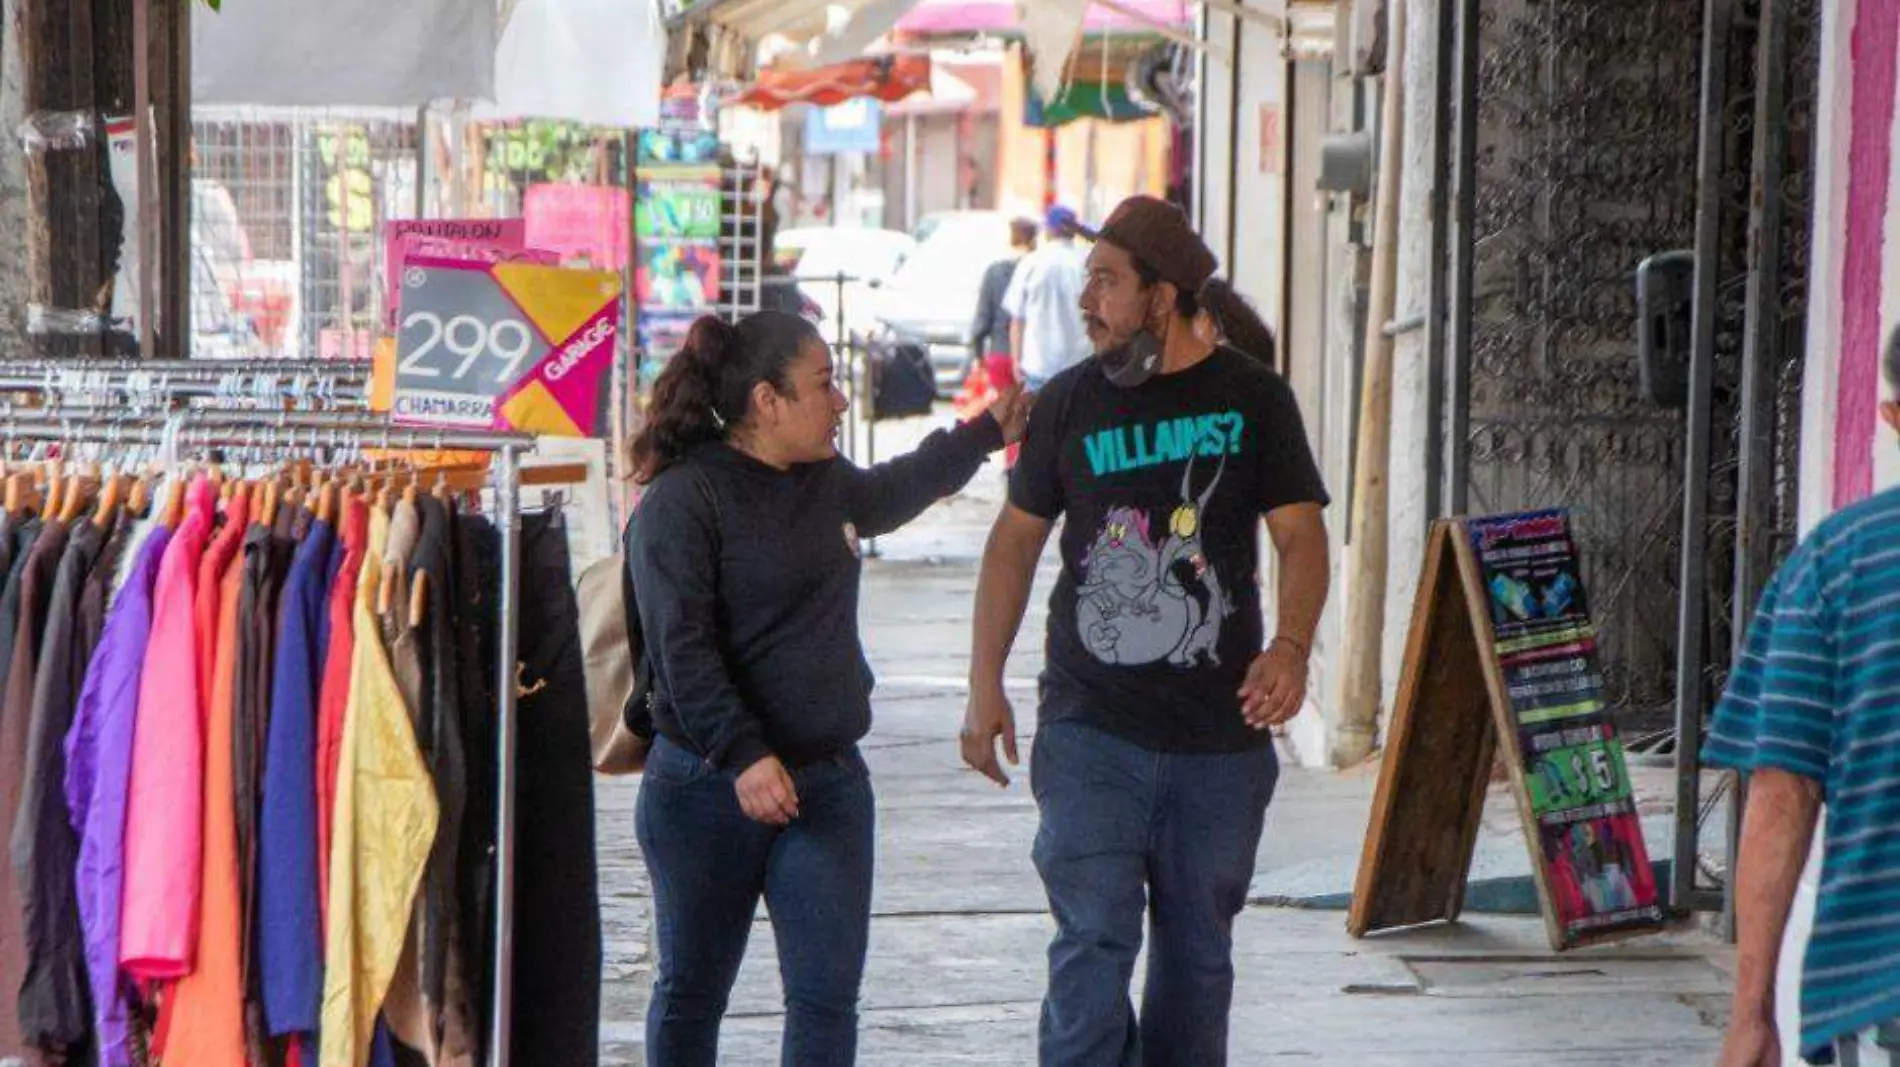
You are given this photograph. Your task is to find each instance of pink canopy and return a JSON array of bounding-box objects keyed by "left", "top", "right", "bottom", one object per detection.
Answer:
[{"left": 896, "top": 0, "right": 1190, "bottom": 36}]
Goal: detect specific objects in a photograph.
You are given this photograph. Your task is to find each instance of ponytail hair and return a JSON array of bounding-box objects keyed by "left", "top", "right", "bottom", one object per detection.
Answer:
[
  {"left": 1134, "top": 259, "right": 1278, "bottom": 367},
  {"left": 1196, "top": 277, "right": 1277, "bottom": 368},
  {"left": 628, "top": 310, "right": 822, "bottom": 484}
]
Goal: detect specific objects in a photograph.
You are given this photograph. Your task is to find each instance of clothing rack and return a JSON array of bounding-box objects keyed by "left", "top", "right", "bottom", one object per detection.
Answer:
[
  {"left": 0, "top": 359, "right": 370, "bottom": 410},
  {"left": 0, "top": 409, "right": 533, "bottom": 1067}
]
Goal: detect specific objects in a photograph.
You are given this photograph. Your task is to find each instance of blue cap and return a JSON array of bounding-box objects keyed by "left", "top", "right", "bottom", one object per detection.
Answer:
[{"left": 1045, "top": 205, "right": 1079, "bottom": 234}]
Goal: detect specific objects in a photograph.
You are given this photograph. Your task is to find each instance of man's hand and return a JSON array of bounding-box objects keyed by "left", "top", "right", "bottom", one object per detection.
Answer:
[
  {"left": 1239, "top": 639, "right": 1309, "bottom": 730},
  {"left": 735, "top": 756, "right": 800, "bottom": 826},
  {"left": 962, "top": 685, "right": 1020, "bottom": 787},
  {"left": 1715, "top": 1014, "right": 1780, "bottom": 1067},
  {"left": 988, "top": 385, "right": 1036, "bottom": 445}
]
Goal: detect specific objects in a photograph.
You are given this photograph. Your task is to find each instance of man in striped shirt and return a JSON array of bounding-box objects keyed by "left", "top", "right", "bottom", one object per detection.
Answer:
[{"left": 1707, "top": 327, "right": 1900, "bottom": 1066}]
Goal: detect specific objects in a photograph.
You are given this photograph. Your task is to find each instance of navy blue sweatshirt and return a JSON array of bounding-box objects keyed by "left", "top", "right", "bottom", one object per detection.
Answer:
[{"left": 626, "top": 415, "right": 1005, "bottom": 772}]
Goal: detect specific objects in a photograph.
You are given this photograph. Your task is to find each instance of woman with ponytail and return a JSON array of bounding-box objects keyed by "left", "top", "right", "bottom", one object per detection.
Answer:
[{"left": 624, "top": 310, "right": 1030, "bottom": 1066}]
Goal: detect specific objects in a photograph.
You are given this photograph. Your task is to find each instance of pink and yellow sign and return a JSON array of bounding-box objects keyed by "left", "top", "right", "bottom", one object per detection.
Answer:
[
  {"left": 391, "top": 254, "right": 622, "bottom": 438},
  {"left": 383, "top": 217, "right": 531, "bottom": 330}
]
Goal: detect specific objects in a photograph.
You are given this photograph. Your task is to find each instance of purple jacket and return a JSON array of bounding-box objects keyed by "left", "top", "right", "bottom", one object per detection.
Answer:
[{"left": 63, "top": 526, "right": 170, "bottom": 1067}]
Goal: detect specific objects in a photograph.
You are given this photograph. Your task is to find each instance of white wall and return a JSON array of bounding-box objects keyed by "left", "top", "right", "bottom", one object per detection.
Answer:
[
  {"left": 1228, "top": 16, "right": 1288, "bottom": 323},
  {"left": 1197, "top": 7, "right": 1238, "bottom": 265},
  {"left": 1381, "top": 0, "right": 1441, "bottom": 719}
]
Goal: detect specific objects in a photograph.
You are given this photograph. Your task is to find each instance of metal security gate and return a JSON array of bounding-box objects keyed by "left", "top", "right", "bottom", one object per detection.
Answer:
[
  {"left": 1447, "top": 0, "right": 1711, "bottom": 728},
  {"left": 1436, "top": 0, "right": 1820, "bottom": 915},
  {"left": 1671, "top": 0, "right": 1821, "bottom": 918}
]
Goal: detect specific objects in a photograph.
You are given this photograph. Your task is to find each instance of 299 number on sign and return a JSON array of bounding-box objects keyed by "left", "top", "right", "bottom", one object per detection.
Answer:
[{"left": 399, "top": 311, "right": 537, "bottom": 385}]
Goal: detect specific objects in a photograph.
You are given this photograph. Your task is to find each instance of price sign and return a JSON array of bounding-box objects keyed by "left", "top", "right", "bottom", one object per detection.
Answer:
[
  {"left": 384, "top": 218, "right": 529, "bottom": 330},
  {"left": 393, "top": 254, "right": 622, "bottom": 437}
]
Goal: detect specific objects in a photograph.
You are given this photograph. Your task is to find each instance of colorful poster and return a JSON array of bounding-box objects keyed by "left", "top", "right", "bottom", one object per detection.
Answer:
[
  {"left": 1466, "top": 510, "right": 1665, "bottom": 942},
  {"left": 392, "top": 254, "right": 622, "bottom": 438},
  {"left": 635, "top": 166, "right": 722, "bottom": 241},
  {"left": 637, "top": 89, "right": 720, "bottom": 165},
  {"left": 635, "top": 164, "right": 723, "bottom": 363},
  {"left": 383, "top": 218, "right": 529, "bottom": 329},
  {"left": 523, "top": 184, "right": 633, "bottom": 271}
]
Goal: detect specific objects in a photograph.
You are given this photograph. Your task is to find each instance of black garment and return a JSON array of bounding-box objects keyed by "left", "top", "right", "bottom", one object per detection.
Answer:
[
  {"left": 412, "top": 495, "right": 474, "bottom": 1049},
  {"left": 0, "top": 519, "right": 46, "bottom": 705},
  {"left": 971, "top": 255, "right": 1023, "bottom": 359},
  {"left": 1009, "top": 347, "right": 1330, "bottom": 754},
  {"left": 0, "top": 512, "right": 18, "bottom": 597},
  {"left": 14, "top": 515, "right": 118, "bottom": 1056},
  {"left": 236, "top": 508, "right": 297, "bottom": 1067},
  {"left": 233, "top": 519, "right": 274, "bottom": 1067},
  {"left": 627, "top": 416, "right": 1003, "bottom": 772},
  {"left": 453, "top": 513, "right": 496, "bottom": 1065},
  {"left": 470, "top": 509, "right": 601, "bottom": 1067},
  {"left": 0, "top": 517, "right": 67, "bottom": 1059}
]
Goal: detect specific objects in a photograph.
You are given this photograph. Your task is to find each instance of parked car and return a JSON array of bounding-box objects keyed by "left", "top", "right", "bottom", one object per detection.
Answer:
[
  {"left": 865, "top": 211, "right": 1013, "bottom": 395},
  {"left": 792, "top": 227, "right": 916, "bottom": 346}
]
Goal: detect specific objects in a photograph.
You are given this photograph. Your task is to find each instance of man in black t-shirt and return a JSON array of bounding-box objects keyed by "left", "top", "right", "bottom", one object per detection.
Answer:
[{"left": 964, "top": 196, "right": 1331, "bottom": 1066}]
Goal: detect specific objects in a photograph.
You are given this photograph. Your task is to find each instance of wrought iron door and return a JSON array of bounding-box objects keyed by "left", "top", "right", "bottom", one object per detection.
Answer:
[{"left": 1448, "top": 0, "right": 1818, "bottom": 745}]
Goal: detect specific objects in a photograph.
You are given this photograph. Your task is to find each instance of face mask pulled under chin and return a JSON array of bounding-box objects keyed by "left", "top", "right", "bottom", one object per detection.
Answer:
[{"left": 1097, "top": 330, "right": 1164, "bottom": 389}]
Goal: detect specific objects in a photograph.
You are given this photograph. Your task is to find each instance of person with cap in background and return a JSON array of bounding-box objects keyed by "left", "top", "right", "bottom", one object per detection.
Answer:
[
  {"left": 963, "top": 195, "right": 1331, "bottom": 1066},
  {"left": 1002, "top": 205, "right": 1093, "bottom": 391}
]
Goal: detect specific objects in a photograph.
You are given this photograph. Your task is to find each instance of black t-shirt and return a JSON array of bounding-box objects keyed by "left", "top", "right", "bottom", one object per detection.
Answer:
[{"left": 1009, "top": 346, "right": 1330, "bottom": 753}]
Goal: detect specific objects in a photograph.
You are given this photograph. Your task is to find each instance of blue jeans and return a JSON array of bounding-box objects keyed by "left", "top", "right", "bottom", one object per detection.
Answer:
[
  {"left": 636, "top": 737, "right": 876, "bottom": 1067},
  {"left": 1031, "top": 720, "right": 1278, "bottom": 1067}
]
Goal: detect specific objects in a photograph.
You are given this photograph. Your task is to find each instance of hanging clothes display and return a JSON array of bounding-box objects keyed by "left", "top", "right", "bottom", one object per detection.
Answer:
[
  {"left": 69, "top": 519, "right": 169, "bottom": 1067},
  {"left": 259, "top": 498, "right": 336, "bottom": 1058},
  {"left": 163, "top": 484, "right": 252, "bottom": 1066},
  {"left": 474, "top": 509, "right": 602, "bottom": 1067},
  {"left": 0, "top": 406, "right": 601, "bottom": 1067},
  {"left": 0, "top": 510, "right": 74, "bottom": 1055},
  {"left": 321, "top": 504, "right": 439, "bottom": 1067},
  {"left": 121, "top": 479, "right": 216, "bottom": 981}
]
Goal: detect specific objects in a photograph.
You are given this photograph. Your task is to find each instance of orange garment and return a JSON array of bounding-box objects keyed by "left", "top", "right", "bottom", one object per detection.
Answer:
[
  {"left": 162, "top": 512, "right": 251, "bottom": 1065},
  {"left": 150, "top": 487, "right": 250, "bottom": 1058}
]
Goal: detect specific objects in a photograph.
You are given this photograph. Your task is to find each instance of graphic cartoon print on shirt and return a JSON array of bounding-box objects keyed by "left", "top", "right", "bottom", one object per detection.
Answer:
[{"left": 1076, "top": 450, "right": 1234, "bottom": 667}]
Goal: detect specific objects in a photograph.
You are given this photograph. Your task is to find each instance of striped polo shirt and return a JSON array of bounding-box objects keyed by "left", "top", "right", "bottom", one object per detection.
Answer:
[{"left": 1705, "top": 486, "right": 1900, "bottom": 1060}]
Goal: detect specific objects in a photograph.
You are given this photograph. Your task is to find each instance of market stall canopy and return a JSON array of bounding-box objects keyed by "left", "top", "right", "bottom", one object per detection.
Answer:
[
  {"left": 195, "top": 0, "right": 664, "bottom": 127},
  {"left": 730, "top": 55, "right": 933, "bottom": 111},
  {"left": 485, "top": 0, "right": 666, "bottom": 126},
  {"left": 895, "top": 0, "right": 1188, "bottom": 36},
  {"left": 887, "top": 60, "right": 989, "bottom": 117},
  {"left": 194, "top": 0, "right": 496, "bottom": 107}
]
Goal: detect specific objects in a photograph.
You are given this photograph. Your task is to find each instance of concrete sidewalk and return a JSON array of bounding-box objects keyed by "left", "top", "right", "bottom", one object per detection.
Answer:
[{"left": 595, "top": 412, "right": 1734, "bottom": 1065}]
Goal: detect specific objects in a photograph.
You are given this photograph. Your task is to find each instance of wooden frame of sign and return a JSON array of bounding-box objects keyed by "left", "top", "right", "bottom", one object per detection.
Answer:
[{"left": 1347, "top": 517, "right": 1665, "bottom": 951}]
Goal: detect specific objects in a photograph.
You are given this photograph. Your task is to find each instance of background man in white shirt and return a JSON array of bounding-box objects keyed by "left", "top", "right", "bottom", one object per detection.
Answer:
[{"left": 1004, "top": 205, "right": 1091, "bottom": 391}]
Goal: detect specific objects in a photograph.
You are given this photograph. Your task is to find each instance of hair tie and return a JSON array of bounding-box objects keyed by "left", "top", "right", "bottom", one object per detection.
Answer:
[{"left": 709, "top": 404, "right": 727, "bottom": 430}]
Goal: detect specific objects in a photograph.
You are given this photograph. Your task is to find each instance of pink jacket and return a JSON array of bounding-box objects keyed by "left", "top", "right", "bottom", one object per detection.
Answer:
[{"left": 119, "top": 477, "right": 217, "bottom": 979}]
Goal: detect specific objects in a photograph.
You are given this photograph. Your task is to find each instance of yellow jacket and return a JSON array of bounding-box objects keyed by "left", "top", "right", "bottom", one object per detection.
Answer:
[{"left": 321, "top": 508, "right": 440, "bottom": 1067}]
